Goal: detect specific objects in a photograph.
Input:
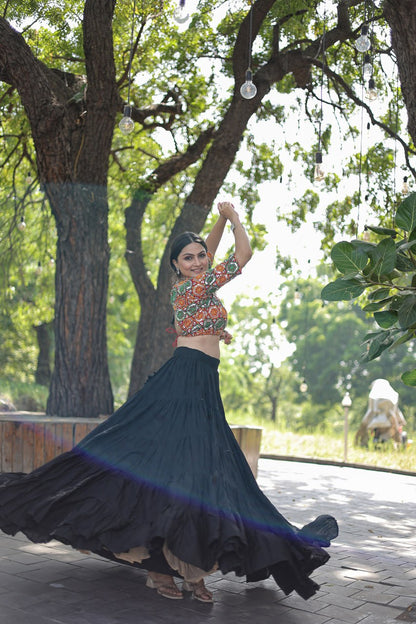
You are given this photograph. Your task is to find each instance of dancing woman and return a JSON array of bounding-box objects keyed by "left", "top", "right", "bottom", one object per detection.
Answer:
[{"left": 0, "top": 201, "right": 338, "bottom": 603}]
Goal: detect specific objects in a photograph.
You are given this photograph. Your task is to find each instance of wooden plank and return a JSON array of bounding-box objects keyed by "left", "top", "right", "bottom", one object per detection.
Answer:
[
  {"left": 33, "top": 422, "right": 45, "bottom": 469},
  {"left": 231, "top": 425, "right": 242, "bottom": 446},
  {"left": 73, "top": 423, "right": 91, "bottom": 446},
  {"left": 230, "top": 425, "right": 262, "bottom": 479},
  {"left": 0, "top": 422, "right": 11, "bottom": 472},
  {"left": 61, "top": 422, "right": 74, "bottom": 453},
  {"left": 54, "top": 423, "right": 64, "bottom": 456},
  {"left": 0, "top": 422, "right": 3, "bottom": 472},
  {"left": 239, "top": 427, "right": 262, "bottom": 478},
  {"left": 43, "top": 423, "right": 57, "bottom": 464},
  {"left": 22, "top": 423, "right": 35, "bottom": 473},
  {"left": 10, "top": 422, "right": 20, "bottom": 472}
]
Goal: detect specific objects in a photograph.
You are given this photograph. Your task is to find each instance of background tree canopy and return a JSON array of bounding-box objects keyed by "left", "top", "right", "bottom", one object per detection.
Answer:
[{"left": 0, "top": 0, "right": 415, "bottom": 420}]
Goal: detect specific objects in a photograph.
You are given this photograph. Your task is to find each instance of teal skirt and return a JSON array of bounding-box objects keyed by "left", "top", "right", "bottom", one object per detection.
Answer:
[{"left": 0, "top": 347, "right": 338, "bottom": 599}]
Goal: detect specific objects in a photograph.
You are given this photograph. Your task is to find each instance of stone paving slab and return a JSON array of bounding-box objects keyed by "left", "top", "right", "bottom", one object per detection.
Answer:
[{"left": 0, "top": 458, "right": 415, "bottom": 624}]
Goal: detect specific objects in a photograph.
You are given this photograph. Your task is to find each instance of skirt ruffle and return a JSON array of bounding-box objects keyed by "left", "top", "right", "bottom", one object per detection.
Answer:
[{"left": 0, "top": 347, "right": 338, "bottom": 600}]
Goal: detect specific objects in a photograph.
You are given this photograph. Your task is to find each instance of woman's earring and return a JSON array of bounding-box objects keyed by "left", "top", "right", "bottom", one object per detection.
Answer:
[{"left": 175, "top": 266, "right": 180, "bottom": 276}]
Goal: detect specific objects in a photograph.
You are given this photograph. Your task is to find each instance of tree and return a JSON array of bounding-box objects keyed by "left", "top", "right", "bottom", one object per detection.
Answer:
[
  {"left": 0, "top": 1, "right": 119, "bottom": 417},
  {"left": 1, "top": 0, "right": 416, "bottom": 417}
]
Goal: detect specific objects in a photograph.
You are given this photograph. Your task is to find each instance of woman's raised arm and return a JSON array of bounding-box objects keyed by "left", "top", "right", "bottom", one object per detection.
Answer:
[
  {"left": 205, "top": 212, "right": 227, "bottom": 259},
  {"left": 217, "top": 202, "right": 252, "bottom": 268}
]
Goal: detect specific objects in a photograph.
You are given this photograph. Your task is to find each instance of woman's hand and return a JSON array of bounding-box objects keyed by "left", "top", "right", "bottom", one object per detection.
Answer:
[
  {"left": 217, "top": 201, "right": 239, "bottom": 223},
  {"left": 219, "top": 329, "right": 233, "bottom": 345}
]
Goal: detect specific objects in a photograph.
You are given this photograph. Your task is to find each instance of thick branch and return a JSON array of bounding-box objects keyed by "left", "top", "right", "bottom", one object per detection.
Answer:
[
  {"left": 125, "top": 126, "right": 216, "bottom": 299},
  {"left": 232, "top": 0, "right": 277, "bottom": 84},
  {"left": 78, "top": 0, "right": 119, "bottom": 183}
]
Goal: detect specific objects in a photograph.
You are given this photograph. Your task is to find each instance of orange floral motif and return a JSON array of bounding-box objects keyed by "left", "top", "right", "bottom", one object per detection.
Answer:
[{"left": 170, "top": 253, "right": 241, "bottom": 337}]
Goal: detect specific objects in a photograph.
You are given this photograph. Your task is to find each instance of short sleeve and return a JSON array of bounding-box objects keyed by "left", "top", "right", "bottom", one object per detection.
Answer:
[{"left": 171, "top": 253, "right": 242, "bottom": 302}]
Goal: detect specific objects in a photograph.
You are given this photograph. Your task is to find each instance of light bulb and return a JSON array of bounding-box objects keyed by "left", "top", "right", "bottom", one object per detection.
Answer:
[
  {"left": 355, "top": 25, "right": 371, "bottom": 52},
  {"left": 363, "top": 228, "right": 370, "bottom": 242},
  {"left": 173, "top": 0, "right": 189, "bottom": 24},
  {"left": 402, "top": 176, "right": 409, "bottom": 195},
  {"left": 119, "top": 105, "right": 134, "bottom": 135},
  {"left": 240, "top": 69, "right": 257, "bottom": 99},
  {"left": 314, "top": 151, "right": 325, "bottom": 182},
  {"left": 365, "top": 77, "right": 377, "bottom": 101},
  {"left": 300, "top": 380, "right": 308, "bottom": 393},
  {"left": 362, "top": 53, "right": 373, "bottom": 79},
  {"left": 35, "top": 261, "right": 42, "bottom": 276},
  {"left": 17, "top": 217, "right": 26, "bottom": 231}
]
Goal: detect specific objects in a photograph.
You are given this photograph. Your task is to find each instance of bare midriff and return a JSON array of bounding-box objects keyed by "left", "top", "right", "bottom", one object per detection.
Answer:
[{"left": 176, "top": 334, "right": 221, "bottom": 359}]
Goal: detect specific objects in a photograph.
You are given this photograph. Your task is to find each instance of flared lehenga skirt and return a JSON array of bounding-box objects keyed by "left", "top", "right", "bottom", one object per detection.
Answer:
[{"left": 0, "top": 347, "right": 338, "bottom": 599}]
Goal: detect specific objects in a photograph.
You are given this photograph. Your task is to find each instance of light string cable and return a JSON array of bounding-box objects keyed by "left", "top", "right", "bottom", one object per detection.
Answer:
[
  {"left": 358, "top": 0, "right": 372, "bottom": 238},
  {"left": 314, "top": 11, "right": 326, "bottom": 181},
  {"left": 119, "top": 0, "right": 138, "bottom": 134},
  {"left": 392, "top": 61, "right": 400, "bottom": 227},
  {"left": 127, "top": 0, "right": 138, "bottom": 107},
  {"left": 240, "top": 1, "right": 257, "bottom": 99},
  {"left": 357, "top": 81, "right": 365, "bottom": 238}
]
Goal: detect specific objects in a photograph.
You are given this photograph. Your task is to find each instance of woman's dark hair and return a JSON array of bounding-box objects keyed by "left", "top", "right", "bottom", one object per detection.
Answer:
[{"left": 169, "top": 231, "right": 207, "bottom": 272}]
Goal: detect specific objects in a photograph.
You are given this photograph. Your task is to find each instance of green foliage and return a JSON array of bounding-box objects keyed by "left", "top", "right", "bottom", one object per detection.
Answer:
[
  {"left": 0, "top": 0, "right": 414, "bottom": 405},
  {"left": 322, "top": 192, "right": 416, "bottom": 385}
]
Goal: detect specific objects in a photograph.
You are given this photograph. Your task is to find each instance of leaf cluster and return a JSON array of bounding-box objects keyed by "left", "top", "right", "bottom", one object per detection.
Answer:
[{"left": 321, "top": 192, "right": 416, "bottom": 386}]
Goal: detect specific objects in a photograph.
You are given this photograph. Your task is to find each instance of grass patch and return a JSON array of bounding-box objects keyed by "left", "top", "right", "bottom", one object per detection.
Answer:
[{"left": 228, "top": 414, "right": 416, "bottom": 474}]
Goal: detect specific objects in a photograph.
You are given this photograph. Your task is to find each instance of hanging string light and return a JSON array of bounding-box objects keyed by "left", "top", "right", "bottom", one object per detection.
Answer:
[
  {"left": 363, "top": 226, "right": 371, "bottom": 242},
  {"left": 314, "top": 16, "right": 326, "bottom": 183},
  {"left": 17, "top": 216, "right": 26, "bottom": 232},
  {"left": 119, "top": 0, "right": 137, "bottom": 135},
  {"left": 362, "top": 53, "right": 373, "bottom": 80},
  {"left": 365, "top": 77, "right": 377, "bottom": 101},
  {"left": 240, "top": 4, "right": 257, "bottom": 100},
  {"left": 402, "top": 176, "right": 410, "bottom": 195},
  {"left": 173, "top": 0, "right": 189, "bottom": 24},
  {"left": 355, "top": 24, "right": 371, "bottom": 52},
  {"left": 356, "top": 1, "right": 377, "bottom": 102}
]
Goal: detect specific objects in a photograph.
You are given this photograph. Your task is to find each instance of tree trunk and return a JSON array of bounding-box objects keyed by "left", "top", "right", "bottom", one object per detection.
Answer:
[
  {"left": 384, "top": 0, "right": 416, "bottom": 146},
  {"left": 46, "top": 183, "right": 113, "bottom": 417},
  {"left": 270, "top": 396, "right": 278, "bottom": 424},
  {"left": 124, "top": 191, "right": 175, "bottom": 396},
  {"left": 33, "top": 322, "right": 53, "bottom": 387}
]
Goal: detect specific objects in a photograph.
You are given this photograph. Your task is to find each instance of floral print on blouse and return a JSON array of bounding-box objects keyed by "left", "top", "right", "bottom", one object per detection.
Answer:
[{"left": 170, "top": 253, "right": 241, "bottom": 337}]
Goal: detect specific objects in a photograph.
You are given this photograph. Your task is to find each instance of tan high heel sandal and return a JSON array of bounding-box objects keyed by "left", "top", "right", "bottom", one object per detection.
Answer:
[{"left": 182, "top": 579, "right": 213, "bottom": 603}]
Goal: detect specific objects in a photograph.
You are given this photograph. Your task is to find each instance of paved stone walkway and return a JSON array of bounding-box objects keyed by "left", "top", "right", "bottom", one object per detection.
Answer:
[{"left": 0, "top": 458, "right": 415, "bottom": 624}]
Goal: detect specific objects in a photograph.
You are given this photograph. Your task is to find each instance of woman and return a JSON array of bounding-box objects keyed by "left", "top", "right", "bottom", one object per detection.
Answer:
[{"left": 0, "top": 202, "right": 338, "bottom": 604}]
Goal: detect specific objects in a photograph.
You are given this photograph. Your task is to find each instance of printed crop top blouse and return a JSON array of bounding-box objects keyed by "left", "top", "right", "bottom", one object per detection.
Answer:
[{"left": 170, "top": 253, "right": 242, "bottom": 337}]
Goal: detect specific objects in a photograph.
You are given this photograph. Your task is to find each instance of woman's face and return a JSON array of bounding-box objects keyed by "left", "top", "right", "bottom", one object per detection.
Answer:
[{"left": 173, "top": 242, "right": 209, "bottom": 278}]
